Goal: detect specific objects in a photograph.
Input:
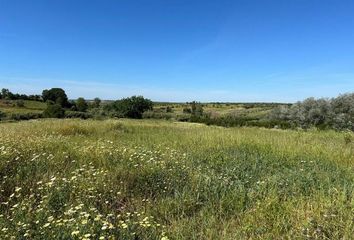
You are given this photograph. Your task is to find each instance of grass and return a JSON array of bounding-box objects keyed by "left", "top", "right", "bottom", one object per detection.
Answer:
[
  {"left": 0, "top": 119, "right": 353, "bottom": 239},
  {"left": 0, "top": 100, "right": 46, "bottom": 114},
  {"left": 153, "top": 103, "right": 274, "bottom": 118}
]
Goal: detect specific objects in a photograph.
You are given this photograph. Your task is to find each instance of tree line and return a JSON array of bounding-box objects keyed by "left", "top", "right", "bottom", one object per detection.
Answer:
[
  {"left": 2, "top": 87, "right": 354, "bottom": 131},
  {"left": 0, "top": 88, "right": 153, "bottom": 120},
  {"left": 0, "top": 88, "right": 41, "bottom": 101}
]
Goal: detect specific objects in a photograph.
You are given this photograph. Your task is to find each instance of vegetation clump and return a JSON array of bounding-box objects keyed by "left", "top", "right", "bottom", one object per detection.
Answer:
[
  {"left": 104, "top": 96, "right": 153, "bottom": 119},
  {"left": 42, "top": 88, "right": 69, "bottom": 107},
  {"left": 75, "top": 97, "right": 88, "bottom": 112},
  {"left": 43, "top": 104, "right": 65, "bottom": 118},
  {"left": 269, "top": 93, "right": 354, "bottom": 130}
]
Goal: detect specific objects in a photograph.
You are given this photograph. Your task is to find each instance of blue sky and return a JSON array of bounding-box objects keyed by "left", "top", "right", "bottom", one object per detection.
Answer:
[{"left": 1, "top": 0, "right": 354, "bottom": 102}]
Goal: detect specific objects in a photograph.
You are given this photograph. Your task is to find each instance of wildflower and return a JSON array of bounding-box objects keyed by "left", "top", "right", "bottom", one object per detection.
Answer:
[
  {"left": 71, "top": 230, "right": 80, "bottom": 236},
  {"left": 121, "top": 223, "right": 128, "bottom": 229},
  {"left": 43, "top": 223, "right": 50, "bottom": 228}
]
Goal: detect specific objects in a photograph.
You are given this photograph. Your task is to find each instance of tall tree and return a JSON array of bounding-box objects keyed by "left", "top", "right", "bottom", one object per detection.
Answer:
[
  {"left": 42, "top": 88, "right": 69, "bottom": 107},
  {"left": 93, "top": 97, "right": 101, "bottom": 108},
  {"left": 76, "top": 97, "right": 88, "bottom": 112}
]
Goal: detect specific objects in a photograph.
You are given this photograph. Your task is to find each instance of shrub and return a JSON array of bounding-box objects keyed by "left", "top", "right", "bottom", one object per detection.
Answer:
[
  {"left": 268, "top": 93, "right": 354, "bottom": 131},
  {"left": 166, "top": 106, "right": 173, "bottom": 113},
  {"left": 183, "top": 107, "right": 192, "bottom": 114},
  {"left": 75, "top": 97, "right": 88, "bottom": 112},
  {"left": 190, "top": 101, "right": 204, "bottom": 116},
  {"left": 176, "top": 113, "right": 191, "bottom": 122},
  {"left": 0, "top": 110, "right": 6, "bottom": 119},
  {"left": 92, "top": 97, "right": 101, "bottom": 108},
  {"left": 9, "top": 112, "right": 42, "bottom": 121},
  {"left": 43, "top": 104, "right": 65, "bottom": 118},
  {"left": 15, "top": 100, "right": 25, "bottom": 107},
  {"left": 65, "top": 111, "right": 92, "bottom": 119},
  {"left": 104, "top": 96, "right": 153, "bottom": 119}
]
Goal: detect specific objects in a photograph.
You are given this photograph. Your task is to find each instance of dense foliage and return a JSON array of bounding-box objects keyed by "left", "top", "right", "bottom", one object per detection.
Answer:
[
  {"left": 75, "top": 97, "right": 88, "bottom": 112},
  {"left": 42, "top": 88, "right": 69, "bottom": 107},
  {"left": 92, "top": 97, "right": 101, "bottom": 108},
  {"left": 43, "top": 104, "right": 65, "bottom": 118},
  {"left": 104, "top": 96, "right": 153, "bottom": 119},
  {"left": 269, "top": 93, "right": 354, "bottom": 130},
  {"left": 0, "top": 88, "right": 41, "bottom": 101},
  {"left": 0, "top": 110, "right": 5, "bottom": 119}
]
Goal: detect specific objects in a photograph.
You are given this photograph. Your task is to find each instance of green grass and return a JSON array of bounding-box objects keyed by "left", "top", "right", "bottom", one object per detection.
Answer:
[
  {"left": 153, "top": 103, "right": 273, "bottom": 117},
  {"left": 0, "top": 100, "right": 46, "bottom": 114},
  {"left": 22, "top": 100, "right": 47, "bottom": 110},
  {"left": 0, "top": 119, "right": 353, "bottom": 239}
]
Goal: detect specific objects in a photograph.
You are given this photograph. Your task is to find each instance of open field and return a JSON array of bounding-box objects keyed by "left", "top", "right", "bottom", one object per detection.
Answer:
[
  {"left": 0, "top": 119, "right": 353, "bottom": 239},
  {"left": 0, "top": 100, "right": 46, "bottom": 114},
  {"left": 152, "top": 102, "right": 277, "bottom": 118}
]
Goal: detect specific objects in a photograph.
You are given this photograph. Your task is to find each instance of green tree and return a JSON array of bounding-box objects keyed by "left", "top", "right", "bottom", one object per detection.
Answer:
[
  {"left": 76, "top": 97, "right": 88, "bottom": 112},
  {"left": 1, "top": 88, "right": 14, "bottom": 100},
  {"left": 43, "top": 104, "right": 65, "bottom": 118},
  {"left": 190, "top": 101, "right": 204, "bottom": 116},
  {"left": 42, "top": 88, "right": 69, "bottom": 107},
  {"left": 166, "top": 106, "right": 173, "bottom": 113},
  {"left": 105, "top": 96, "right": 153, "bottom": 119},
  {"left": 93, "top": 97, "right": 101, "bottom": 108}
]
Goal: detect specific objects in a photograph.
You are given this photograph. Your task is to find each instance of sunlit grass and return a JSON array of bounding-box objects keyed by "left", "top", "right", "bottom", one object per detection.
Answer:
[{"left": 0, "top": 119, "right": 353, "bottom": 239}]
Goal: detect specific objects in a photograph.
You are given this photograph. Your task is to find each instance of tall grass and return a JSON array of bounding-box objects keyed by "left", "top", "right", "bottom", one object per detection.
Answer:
[{"left": 0, "top": 119, "right": 353, "bottom": 239}]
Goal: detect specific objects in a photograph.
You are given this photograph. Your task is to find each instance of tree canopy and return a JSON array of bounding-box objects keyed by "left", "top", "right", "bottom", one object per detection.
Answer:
[
  {"left": 105, "top": 96, "right": 153, "bottom": 119},
  {"left": 42, "top": 88, "right": 69, "bottom": 107},
  {"left": 76, "top": 97, "right": 88, "bottom": 112}
]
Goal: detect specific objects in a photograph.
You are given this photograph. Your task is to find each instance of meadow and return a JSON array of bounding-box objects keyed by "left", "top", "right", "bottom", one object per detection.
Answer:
[{"left": 0, "top": 119, "right": 353, "bottom": 239}]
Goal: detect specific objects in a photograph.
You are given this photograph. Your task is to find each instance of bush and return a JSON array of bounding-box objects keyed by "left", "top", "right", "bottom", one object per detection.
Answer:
[
  {"left": 43, "top": 104, "right": 65, "bottom": 118},
  {"left": 16, "top": 100, "right": 25, "bottom": 107},
  {"left": 187, "top": 113, "right": 292, "bottom": 129},
  {"left": 190, "top": 101, "right": 204, "bottom": 116},
  {"left": 9, "top": 112, "right": 42, "bottom": 121},
  {"left": 166, "top": 106, "right": 173, "bottom": 113},
  {"left": 268, "top": 93, "right": 354, "bottom": 131},
  {"left": 104, "top": 96, "right": 153, "bottom": 119},
  {"left": 92, "top": 97, "right": 101, "bottom": 108},
  {"left": 183, "top": 107, "right": 192, "bottom": 114},
  {"left": 0, "top": 110, "right": 6, "bottom": 119},
  {"left": 176, "top": 113, "right": 191, "bottom": 122},
  {"left": 75, "top": 97, "right": 88, "bottom": 112}
]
